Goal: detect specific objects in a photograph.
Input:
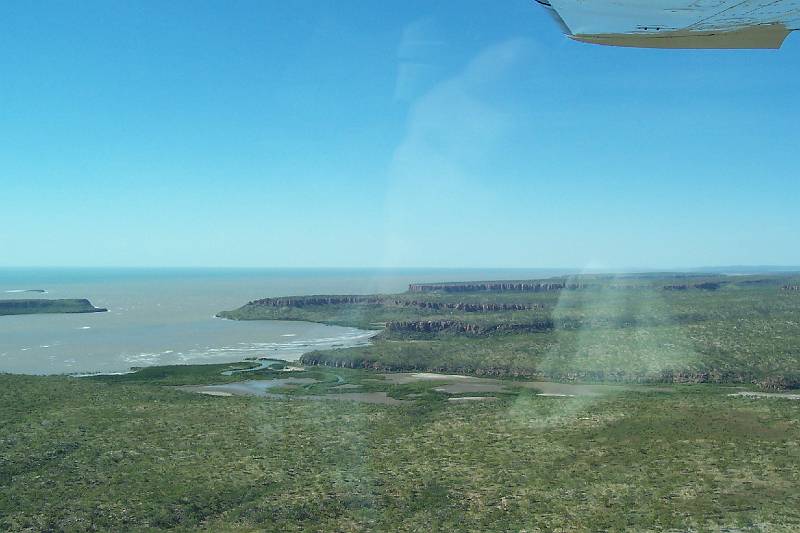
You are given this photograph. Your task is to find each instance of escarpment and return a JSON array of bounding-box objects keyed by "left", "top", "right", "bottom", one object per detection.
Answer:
[
  {"left": 408, "top": 281, "right": 586, "bottom": 293},
  {"left": 245, "top": 295, "right": 385, "bottom": 308},
  {"left": 393, "top": 300, "right": 542, "bottom": 312},
  {"left": 385, "top": 319, "right": 555, "bottom": 335},
  {"left": 221, "top": 272, "right": 800, "bottom": 388},
  {"left": 238, "top": 295, "right": 543, "bottom": 313}
]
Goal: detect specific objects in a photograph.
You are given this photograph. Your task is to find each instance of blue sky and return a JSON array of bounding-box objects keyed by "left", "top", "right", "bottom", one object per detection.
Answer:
[{"left": 1, "top": 0, "right": 798, "bottom": 269}]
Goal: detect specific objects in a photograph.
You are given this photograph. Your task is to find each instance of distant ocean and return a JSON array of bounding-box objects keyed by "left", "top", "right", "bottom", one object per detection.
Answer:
[{"left": 0, "top": 268, "right": 567, "bottom": 375}]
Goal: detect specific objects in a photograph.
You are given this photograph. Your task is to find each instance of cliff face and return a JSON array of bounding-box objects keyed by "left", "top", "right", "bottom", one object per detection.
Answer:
[
  {"left": 385, "top": 320, "right": 555, "bottom": 335},
  {"left": 405, "top": 278, "right": 769, "bottom": 293},
  {"left": 409, "top": 278, "right": 773, "bottom": 293},
  {"left": 245, "top": 296, "right": 384, "bottom": 308},
  {"left": 240, "top": 295, "right": 544, "bottom": 313},
  {"left": 393, "top": 300, "right": 541, "bottom": 312},
  {"left": 0, "top": 299, "right": 107, "bottom": 316},
  {"left": 408, "top": 281, "right": 584, "bottom": 293}
]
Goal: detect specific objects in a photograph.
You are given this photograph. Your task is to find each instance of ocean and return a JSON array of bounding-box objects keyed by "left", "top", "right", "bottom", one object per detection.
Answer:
[{"left": 0, "top": 268, "right": 566, "bottom": 375}]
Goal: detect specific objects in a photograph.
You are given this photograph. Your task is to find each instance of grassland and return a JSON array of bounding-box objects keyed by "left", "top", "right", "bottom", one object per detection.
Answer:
[
  {"left": 3, "top": 273, "right": 800, "bottom": 531},
  {"left": 2, "top": 363, "right": 800, "bottom": 532},
  {"left": 220, "top": 273, "right": 800, "bottom": 388}
]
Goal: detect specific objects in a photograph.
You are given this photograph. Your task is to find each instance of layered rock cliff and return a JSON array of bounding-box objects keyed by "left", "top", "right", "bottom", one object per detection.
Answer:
[
  {"left": 408, "top": 281, "right": 585, "bottom": 293},
  {"left": 393, "top": 300, "right": 541, "bottom": 312},
  {"left": 385, "top": 319, "right": 555, "bottom": 335},
  {"left": 245, "top": 295, "right": 384, "bottom": 308}
]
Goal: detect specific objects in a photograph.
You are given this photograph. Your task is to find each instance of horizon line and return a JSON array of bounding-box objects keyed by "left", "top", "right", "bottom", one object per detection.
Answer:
[{"left": 2, "top": 265, "right": 800, "bottom": 272}]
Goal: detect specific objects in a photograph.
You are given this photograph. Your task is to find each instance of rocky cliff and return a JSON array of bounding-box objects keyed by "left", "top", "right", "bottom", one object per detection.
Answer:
[
  {"left": 245, "top": 295, "right": 384, "bottom": 308},
  {"left": 385, "top": 319, "right": 555, "bottom": 335},
  {"left": 408, "top": 281, "right": 586, "bottom": 293},
  {"left": 393, "top": 300, "right": 541, "bottom": 312}
]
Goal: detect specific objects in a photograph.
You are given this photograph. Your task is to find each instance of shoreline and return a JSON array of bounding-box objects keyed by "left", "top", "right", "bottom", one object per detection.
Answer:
[{"left": 0, "top": 321, "right": 379, "bottom": 377}]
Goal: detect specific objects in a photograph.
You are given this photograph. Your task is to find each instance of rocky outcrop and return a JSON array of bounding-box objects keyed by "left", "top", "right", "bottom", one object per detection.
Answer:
[
  {"left": 245, "top": 295, "right": 384, "bottom": 308},
  {"left": 385, "top": 320, "right": 555, "bottom": 335},
  {"left": 393, "top": 300, "right": 542, "bottom": 312},
  {"left": 408, "top": 281, "right": 586, "bottom": 293},
  {"left": 244, "top": 295, "right": 544, "bottom": 312},
  {"left": 782, "top": 285, "right": 800, "bottom": 291}
]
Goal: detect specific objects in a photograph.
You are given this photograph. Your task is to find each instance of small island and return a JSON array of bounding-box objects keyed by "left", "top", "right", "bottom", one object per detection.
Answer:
[
  {"left": 4, "top": 289, "right": 47, "bottom": 294},
  {"left": 0, "top": 298, "right": 108, "bottom": 316}
]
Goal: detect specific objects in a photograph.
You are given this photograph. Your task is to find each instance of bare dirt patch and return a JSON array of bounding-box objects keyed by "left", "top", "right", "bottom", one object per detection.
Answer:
[
  {"left": 379, "top": 372, "right": 475, "bottom": 385},
  {"left": 448, "top": 396, "right": 499, "bottom": 402},
  {"left": 434, "top": 383, "right": 507, "bottom": 394},
  {"left": 180, "top": 380, "right": 405, "bottom": 405},
  {"left": 729, "top": 391, "right": 800, "bottom": 400}
]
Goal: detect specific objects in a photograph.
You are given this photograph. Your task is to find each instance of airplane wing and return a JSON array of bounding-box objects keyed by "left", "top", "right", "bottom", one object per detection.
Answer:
[{"left": 537, "top": 0, "right": 800, "bottom": 49}]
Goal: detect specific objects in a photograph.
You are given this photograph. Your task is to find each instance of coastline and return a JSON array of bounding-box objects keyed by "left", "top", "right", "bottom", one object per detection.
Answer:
[{"left": 1, "top": 319, "right": 378, "bottom": 377}]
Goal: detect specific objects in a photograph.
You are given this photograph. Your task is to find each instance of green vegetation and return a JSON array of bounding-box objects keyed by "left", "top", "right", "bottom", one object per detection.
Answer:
[
  {"left": 0, "top": 299, "right": 107, "bottom": 316},
  {"left": 4, "top": 273, "right": 800, "bottom": 531},
  {"left": 2, "top": 365, "right": 800, "bottom": 531},
  {"left": 220, "top": 273, "right": 800, "bottom": 387}
]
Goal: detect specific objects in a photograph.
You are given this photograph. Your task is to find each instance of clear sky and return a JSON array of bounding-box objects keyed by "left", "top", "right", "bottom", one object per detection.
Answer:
[{"left": 2, "top": 0, "right": 798, "bottom": 269}]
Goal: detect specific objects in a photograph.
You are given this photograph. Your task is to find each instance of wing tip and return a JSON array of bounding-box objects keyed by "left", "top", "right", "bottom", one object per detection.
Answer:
[{"left": 568, "top": 24, "right": 792, "bottom": 50}]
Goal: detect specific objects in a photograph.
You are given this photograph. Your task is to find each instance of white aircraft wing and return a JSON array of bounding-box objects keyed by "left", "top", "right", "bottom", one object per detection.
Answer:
[{"left": 537, "top": 0, "right": 800, "bottom": 49}]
